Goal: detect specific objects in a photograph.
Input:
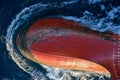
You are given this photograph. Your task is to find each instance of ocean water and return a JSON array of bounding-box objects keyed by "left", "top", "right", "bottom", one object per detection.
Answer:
[{"left": 0, "top": 0, "right": 120, "bottom": 80}]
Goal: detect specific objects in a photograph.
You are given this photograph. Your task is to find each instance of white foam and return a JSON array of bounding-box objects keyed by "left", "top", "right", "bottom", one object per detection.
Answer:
[
  {"left": 88, "top": 0, "right": 106, "bottom": 4},
  {"left": 61, "top": 6, "right": 120, "bottom": 34},
  {"left": 6, "top": 3, "right": 49, "bottom": 80},
  {"left": 62, "top": 0, "right": 79, "bottom": 5},
  {"left": 6, "top": 1, "right": 118, "bottom": 80}
]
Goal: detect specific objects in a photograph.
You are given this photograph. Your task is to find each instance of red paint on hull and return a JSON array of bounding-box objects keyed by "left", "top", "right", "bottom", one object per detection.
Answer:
[{"left": 26, "top": 18, "right": 120, "bottom": 80}]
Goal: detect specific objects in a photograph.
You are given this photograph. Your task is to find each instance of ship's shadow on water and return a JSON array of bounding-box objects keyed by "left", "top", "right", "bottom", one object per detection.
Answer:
[{"left": 0, "top": 0, "right": 120, "bottom": 80}]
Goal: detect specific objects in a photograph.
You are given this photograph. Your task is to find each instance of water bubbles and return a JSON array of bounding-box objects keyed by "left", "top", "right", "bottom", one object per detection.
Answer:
[{"left": 5, "top": 1, "right": 119, "bottom": 80}]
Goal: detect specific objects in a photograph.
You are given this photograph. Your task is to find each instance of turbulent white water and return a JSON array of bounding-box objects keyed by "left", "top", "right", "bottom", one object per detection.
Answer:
[
  {"left": 6, "top": 0, "right": 120, "bottom": 80},
  {"left": 61, "top": 6, "right": 120, "bottom": 34}
]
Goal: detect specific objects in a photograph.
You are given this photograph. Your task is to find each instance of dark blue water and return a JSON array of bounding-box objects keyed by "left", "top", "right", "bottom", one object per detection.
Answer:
[
  {"left": 0, "top": 1, "right": 41, "bottom": 80},
  {"left": 0, "top": 0, "right": 120, "bottom": 80}
]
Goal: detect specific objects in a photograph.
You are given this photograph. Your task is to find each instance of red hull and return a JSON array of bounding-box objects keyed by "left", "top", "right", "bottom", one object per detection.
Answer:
[{"left": 26, "top": 18, "right": 120, "bottom": 80}]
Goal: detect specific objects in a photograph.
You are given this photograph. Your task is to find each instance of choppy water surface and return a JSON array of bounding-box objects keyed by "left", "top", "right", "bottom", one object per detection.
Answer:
[{"left": 4, "top": 0, "right": 120, "bottom": 80}]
